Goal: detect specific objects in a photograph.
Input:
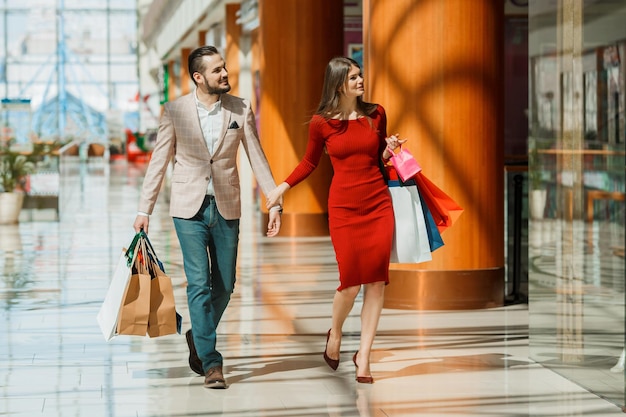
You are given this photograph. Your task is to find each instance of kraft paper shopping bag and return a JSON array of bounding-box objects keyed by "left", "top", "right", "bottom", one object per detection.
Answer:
[
  {"left": 143, "top": 233, "right": 182, "bottom": 338},
  {"left": 97, "top": 232, "right": 143, "bottom": 341},
  {"left": 116, "top": 269, "right": 151, "bottom": 336},
  {"left": 146, "top": 262, "right": 179, "bottom": 337}
]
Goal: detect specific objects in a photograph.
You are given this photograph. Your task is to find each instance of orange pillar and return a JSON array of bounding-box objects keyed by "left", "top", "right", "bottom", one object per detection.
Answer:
[
  {"left": 198, "top": 30, "right": 207, "bottom": 46},
  {"left": 167, "top": 60, "right": 177, "bottom": 102},
  {"left": 225, "top": 4, "right": 241, "bottom": 96},
  {"left": 258, "top": 0, "right": 343, "bottom": 236},
  {"left": 250, "top": 30, "right": 261, "bottom": 114},
  {"left": 364, "top": 0, "right": 505, "bottom": 309},
  {"left": 180, "top": 48, "right": 191, "bottom": 96}
]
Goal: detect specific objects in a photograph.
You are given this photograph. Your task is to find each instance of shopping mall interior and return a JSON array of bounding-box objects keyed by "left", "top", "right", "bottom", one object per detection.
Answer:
[{"left": 0, "top": 1, "right": 625, "bottom": 416}]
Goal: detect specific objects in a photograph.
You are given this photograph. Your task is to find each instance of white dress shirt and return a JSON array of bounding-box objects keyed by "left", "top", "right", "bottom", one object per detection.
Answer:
[{"left": 194, "top": 90, "right": 223, "bottom": 196}]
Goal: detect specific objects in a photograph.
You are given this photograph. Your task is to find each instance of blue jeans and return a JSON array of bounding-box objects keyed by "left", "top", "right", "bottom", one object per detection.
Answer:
[{"left": 173, "top": 195, "right": 239, "bottom": 372}]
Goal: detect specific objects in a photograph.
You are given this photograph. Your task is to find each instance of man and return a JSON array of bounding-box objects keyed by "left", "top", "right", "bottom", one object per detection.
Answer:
[{"left": 133, "top": 45, "right": 282, "bottom": 389}]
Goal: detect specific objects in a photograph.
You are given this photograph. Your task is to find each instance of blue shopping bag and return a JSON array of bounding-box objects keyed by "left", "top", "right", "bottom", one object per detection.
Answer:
[{"left": 419, "top": 193, "right": 444, "bottom": 252}]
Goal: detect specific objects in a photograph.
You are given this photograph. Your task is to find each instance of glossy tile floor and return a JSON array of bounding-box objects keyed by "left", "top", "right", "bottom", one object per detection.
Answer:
[{"left": 0, "top": 159, "right": 624, "bottom": 417}]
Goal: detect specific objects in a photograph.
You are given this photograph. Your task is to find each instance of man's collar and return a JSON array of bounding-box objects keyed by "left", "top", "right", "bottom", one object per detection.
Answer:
[{"left": 194, "top": 89, "right": 221, "bottom": 112}]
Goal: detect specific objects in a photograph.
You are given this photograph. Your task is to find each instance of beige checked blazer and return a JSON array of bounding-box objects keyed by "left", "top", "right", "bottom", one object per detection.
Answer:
[{"left": 138, "top": 93, "right": 277, "bottom": 220}]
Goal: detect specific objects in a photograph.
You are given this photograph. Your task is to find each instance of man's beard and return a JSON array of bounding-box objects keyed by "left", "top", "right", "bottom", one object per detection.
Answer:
[{"left": 205, "top": 78, "right": 231, "bottom": 95}]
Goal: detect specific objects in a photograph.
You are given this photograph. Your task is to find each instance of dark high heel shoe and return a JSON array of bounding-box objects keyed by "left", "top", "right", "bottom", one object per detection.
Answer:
[
  {"left": 352, "top": 351, "right": 374, "bottom": 384},
  {"left": 323, "top": 329, "right": 339, "bottom": 370}
]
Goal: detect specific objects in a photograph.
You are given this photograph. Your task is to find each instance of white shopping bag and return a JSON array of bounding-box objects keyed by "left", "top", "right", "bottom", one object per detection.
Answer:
[
  {"left": 389, "top": 184, "right": 432, "bottom": 264},
  {"left": 97, "top": 234, "right": 142, "bottom": 341}
]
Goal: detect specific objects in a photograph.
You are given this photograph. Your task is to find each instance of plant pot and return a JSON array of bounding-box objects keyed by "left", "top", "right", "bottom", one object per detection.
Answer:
[
  {"left": 0, "top": 192, "right": 25, "bottom": 224},
  {"left": 88, "top": 143, "right": 106, "bottom": 157},
  {"left": 529, "top": 189, "right": 547, "bottom": 220},
  {"left": 0, "top": 224, "right": 21, "bottom": 251}
]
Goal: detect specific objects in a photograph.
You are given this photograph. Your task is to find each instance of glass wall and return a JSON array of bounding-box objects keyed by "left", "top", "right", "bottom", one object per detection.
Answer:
[
  {"left": 0, "top": 0, "right": 137, "bottom": 143},
  {"left": 529, "top": 0, "right": 626, "bottom": 407}
]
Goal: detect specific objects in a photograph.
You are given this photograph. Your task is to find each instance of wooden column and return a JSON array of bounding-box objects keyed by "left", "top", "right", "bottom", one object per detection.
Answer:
[
  {"left": 250, "top": 30, "right": 261, "bottom": 113},
  {"left": 198, "top": 30, "right": 207, "bottom": 46},
  {"left": 225, "top": 4, "right": 241, "bottom": 96},
  {"left": 167, "top": 60, "right": 177, "bottom": 101},
  {"left": 258, "top": 0, "right": 343, "bottom": 236},
  {"left": 180, "top": 48, "right": 191, "bottom": 96},
  {"left": 364, "top": 0, "right": 505, "bottom": 309}
]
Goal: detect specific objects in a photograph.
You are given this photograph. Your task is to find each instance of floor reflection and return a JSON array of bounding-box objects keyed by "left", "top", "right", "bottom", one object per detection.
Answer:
[
  {"left": 529, "top": 217, "right": 625, "bottom": 409},
  {"left": 0, "top": 160, "right": 624, "bottom": 417}
]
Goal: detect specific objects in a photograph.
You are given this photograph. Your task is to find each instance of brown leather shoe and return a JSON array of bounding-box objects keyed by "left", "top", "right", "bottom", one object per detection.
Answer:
[
  {"left": 185, "top": 329, "right": 204, "bottom": 376},
  {"left": 204, "top": 366, "right": 226, "bottom": 389}
]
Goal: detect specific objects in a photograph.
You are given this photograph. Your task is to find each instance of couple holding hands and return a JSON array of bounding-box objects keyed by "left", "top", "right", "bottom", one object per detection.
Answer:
[{"left": 133, "top": 45, "right": 405, "bottom": 388}]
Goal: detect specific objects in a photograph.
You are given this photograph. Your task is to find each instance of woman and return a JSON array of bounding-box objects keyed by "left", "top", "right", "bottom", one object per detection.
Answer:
[{"left": 266, "top": 56, "right": 404, "bottom": 383}]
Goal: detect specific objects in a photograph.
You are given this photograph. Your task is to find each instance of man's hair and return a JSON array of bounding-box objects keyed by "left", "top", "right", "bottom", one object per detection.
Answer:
[{"left": 188, "top": 46, "right": 220, "bottom": 86}]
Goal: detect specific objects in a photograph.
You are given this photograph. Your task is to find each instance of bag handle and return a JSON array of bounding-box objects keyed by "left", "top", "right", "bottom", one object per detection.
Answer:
[
  {"left": 140, "top": 232, "right": 158, "bottom": 260},
  {"left": 135, "top": 238, "right": 150, "bottom": 275},
  {"left": 138, "top": 231, "right": 166, "bottom": 273},
  {"left": 125, "top": 231, "right": 144, "bottom": 266},
  {"left": 125, "top": 230, "right": 158, "bottom": 267}
]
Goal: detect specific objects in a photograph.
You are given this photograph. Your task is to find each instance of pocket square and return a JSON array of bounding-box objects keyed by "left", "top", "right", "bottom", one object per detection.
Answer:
[{"left": 228, "top": 121, "right": 239, "bottom": 129}]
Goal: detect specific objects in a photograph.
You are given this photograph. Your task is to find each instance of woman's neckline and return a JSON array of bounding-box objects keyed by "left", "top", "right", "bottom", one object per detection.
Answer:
[
  {"left": 323, "top": 105, "right": 376, "bottom": 121},
  {"left": 326, "top": 113, "right": 367, "bottom": 121},
  {"left": 333, "top": 116, "right": 365, "bottom": 121}
]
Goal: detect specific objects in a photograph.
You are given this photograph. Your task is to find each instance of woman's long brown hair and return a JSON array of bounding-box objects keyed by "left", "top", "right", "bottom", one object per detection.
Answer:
[{"left": 315, "top": 57, "right": 377, "bottom": 119}]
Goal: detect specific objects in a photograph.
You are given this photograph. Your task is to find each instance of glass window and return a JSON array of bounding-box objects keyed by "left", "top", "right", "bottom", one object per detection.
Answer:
[
  {"left": 0, "top": 3, "right": 137, "bottom": 142},
  {"left": 529, "top": 0, "right": 626, "bottom": 408}
]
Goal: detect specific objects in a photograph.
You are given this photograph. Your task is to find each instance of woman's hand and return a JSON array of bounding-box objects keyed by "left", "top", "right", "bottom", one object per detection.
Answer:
[
  {"left": 266, "top": 182, "right": 290, "bottom": 209},
  {"left": 384, "top": 134, "right": 407, "bottom": 159}
]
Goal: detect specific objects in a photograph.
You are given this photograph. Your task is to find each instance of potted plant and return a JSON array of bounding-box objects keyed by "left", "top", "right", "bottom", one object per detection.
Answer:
[{"left": 0, "top": 142, "right": 36, "bottom": 224}]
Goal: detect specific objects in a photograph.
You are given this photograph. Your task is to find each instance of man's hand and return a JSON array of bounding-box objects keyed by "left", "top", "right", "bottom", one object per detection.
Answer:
[
  {"left": 133, "top": 215, "right": 150, "bottom": 234},
  {"left": 266, "top": 182, "right": 289, "bottom": 209},
  {"left": 266, "top": 210, "right": 281, "bottom": 237}
]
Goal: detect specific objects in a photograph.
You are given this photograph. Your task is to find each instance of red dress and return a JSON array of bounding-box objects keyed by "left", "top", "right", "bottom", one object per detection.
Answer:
[{"left": 284, "top": 105, "right": 394, "bottom": 290}]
